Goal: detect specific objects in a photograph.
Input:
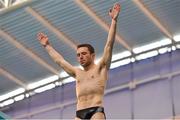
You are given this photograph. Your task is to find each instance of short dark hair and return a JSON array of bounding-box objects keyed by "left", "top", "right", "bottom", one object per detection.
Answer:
[{"left": 77, "top": 44, "right": 95, "bottom": 54}]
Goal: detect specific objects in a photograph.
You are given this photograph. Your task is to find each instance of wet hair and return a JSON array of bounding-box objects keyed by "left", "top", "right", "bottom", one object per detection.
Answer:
[{"left": 77, "top": 44, "right": 95, "bottom": 54}]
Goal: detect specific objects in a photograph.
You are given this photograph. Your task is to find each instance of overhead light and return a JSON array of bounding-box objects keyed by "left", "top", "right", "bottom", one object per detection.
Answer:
[
  {"left": 110, "top": 58, "right": 131, "bottom": 69},
  {"left": 29, "top": 91, "right": 36, "bottom": 96},
  {"left": 60, "top": 71, "right": 69, "bottom": 78},
  {"left": 0, "top": 103, "right": 4, "bottom": 107},
  {"left": 173, "top": 34, "right": 180, "bottom": 42},
  {"left": 133, "top": 39, "right": 171, "bottom": 54},
  {"left": 95, "top": 51, "right": 131, "bottom": 64},
  {"left": 14, "top": 94, "right": 25, "bottom": 101},
  {"left": 62, "top": 77, "right": 75, "bottom": 84},
  {"left": 2, "top": 99, "right": 14, "bottom": 106},
  {"left": 160, "top": 38, "right": 172, "bottom": 45},
  {"left": 112, "top": 51, "right": 131, "bottom": 61},
  {"left": 136, "top": 50, "right": 158, "bottom": 60},
  {"left": 176, "top": 44, "right": 180, "bottom": 49},
  {"left": 130, "top": 57, "right": 136, "bottom": 62},
  {"left": 0, "top": 88, "right": 25, "bottom": 102},
  {"left": 55, "top": 81, "right": 62, "bottom": 86},
  {"left": 25, "top": 93, "right": 30, "bottom": 98},
  {"left": 28, "top": 75, "right": 59, "bottom": 89},
  {"left": 168, "top": 47, "right": 172, "bottom": 52},
  {"left": 158, "top": 47, "right": 168, "bottom": 54},
  {"left": 34, "top": 84, "right": 55, "bottom": 93},
  {"left": 171, "top": 46, "right": 176, "bottom": 51}
]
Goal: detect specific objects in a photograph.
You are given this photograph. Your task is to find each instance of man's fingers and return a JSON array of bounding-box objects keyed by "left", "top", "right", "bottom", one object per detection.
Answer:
[
  {"left": 109, "top": 8, "right": 112, "bottom": 13},
  {"left": 37, "top": 32, "right": 47, "bottom": 40},
  {"left": 113, "top": 3, "right": 120, "bottom": 12},
  {"left": 109, "top": 8, "right": 113, "bottom": 17},
  {"left": 37, "top": 32, "right": 43, "bottom": 38},
  {"left": 38, "top": 32, "right": 45, "bottom": 36},
  {"left": 37, "top": 34, "right": 41, "bottom": 39},
  {"left": 37, "top": 34, "right": 43, "bottom": 41}
]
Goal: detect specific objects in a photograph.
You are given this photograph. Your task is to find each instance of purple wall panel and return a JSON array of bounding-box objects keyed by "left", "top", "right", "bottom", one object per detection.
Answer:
[
  {"left": 155, "top": 53, "right": 171, "bottom": 75},
  {"left": 104, "top": 89, "right": 132, "bottom": 119},
  {"left": 3, "top": 97, "right": 31, "bottom": 118},
  {"left": 107, "top": 64, "right": 132, "bottom": 89},
  {"left": 30, "top": 89, "right": 57, "bottom": 109},
  {"left": 30, "top": 108, "right": 62, "bottom": 119},
  {"left": 62, "top": 104, "right": 76, "bottom": 119},
  {"left": 133, "top": 79, "right": 173, "bottom": 119},
  {"left": 133, "top": 57, "right": 160, "bottom": 81},
  {"left": 60, "top": 82, "right": 76, "bottom": 101},
  {"left": 172, "top": 74, "right": 180, "bottom": 115},
  {"left": 171, "top": 51, "right": 180, "bottom": 72}
]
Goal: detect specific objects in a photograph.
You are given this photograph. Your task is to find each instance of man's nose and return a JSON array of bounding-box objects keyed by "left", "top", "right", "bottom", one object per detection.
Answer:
[
  {"left": 80, "top": 57, "right": 83, "bottom": 60},
  {"left": 79, "top": 55, "right": 83, "bottom": 59}
]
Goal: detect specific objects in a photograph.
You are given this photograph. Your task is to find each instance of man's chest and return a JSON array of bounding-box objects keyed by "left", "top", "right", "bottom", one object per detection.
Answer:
[
  {"left": 76, "top": 76, "right": 105, "bottom": 97},
  {"left": 75, "top": 69, "right": 107, "bottom": 94},
  {"left": 76, "top": 68, "right": 105, "bottom": 83}
]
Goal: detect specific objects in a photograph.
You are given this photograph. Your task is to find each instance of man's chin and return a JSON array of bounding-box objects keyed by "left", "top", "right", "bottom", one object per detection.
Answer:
[
  {"left": 81, "top": 64, "right": 85, "bottom": 67},
  {"left": 80, "top": 63, "right": 87, "bottom": 67}
]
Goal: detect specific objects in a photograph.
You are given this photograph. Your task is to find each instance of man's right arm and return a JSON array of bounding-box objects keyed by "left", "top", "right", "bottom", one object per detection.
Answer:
[{"left": 37, "top": 32, "right": 76, "bottom": 77}]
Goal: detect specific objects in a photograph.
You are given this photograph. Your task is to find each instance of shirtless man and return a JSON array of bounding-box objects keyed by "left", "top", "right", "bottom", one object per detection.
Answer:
[{"left": 37, "top": 3, "right": 120, "bottom": 120}]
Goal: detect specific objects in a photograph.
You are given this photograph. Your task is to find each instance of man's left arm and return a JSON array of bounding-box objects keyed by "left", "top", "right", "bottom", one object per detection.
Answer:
[{"left": 99, "top": 3, "right": 121, "bottom": 69}]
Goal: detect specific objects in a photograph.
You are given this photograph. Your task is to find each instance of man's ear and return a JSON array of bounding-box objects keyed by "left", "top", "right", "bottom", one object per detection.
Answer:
[{"left": 91, "top": 53, "right": 95, "bottom": 59}]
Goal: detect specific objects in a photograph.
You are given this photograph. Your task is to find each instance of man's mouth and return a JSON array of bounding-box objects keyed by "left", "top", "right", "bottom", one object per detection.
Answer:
[{"left": 80, "top": 60, "right": 85, "bottom": 64}]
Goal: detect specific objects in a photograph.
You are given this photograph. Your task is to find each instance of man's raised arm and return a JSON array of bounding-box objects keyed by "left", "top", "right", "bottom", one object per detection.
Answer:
[
  {"left": 99, "top": 3, "right": 121, "bottom": 69},
  {"left": 37, "top": 32, "right": 76, "bottom": 77}
]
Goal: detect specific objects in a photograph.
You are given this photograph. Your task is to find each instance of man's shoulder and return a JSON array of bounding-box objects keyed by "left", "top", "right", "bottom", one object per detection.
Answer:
[{"left": 74, "top": 67, "right": 83, "bottom": 72}]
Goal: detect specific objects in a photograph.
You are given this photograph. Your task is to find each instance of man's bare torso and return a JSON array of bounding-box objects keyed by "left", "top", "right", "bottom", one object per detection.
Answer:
[{"left": 75, "top": 64, "right": 108, "bottom": 110}]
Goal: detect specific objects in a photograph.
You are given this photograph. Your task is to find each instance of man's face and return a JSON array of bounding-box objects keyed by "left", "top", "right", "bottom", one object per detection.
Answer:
[{"left": 77, "top": 47, "right": 94, "bottom": 67}]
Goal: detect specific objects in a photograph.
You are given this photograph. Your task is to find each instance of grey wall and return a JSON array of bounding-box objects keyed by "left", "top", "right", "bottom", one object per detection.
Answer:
[{"left": 3, "top": 50, "right": 180, "bottom": 119}]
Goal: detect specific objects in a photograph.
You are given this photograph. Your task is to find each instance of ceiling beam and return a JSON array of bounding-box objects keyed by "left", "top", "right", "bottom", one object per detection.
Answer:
[
  {"left": 74, "top": 0, "right": 132, "bottom": 51},
  {"left": 0, "top": 67, "right": 27, "bottom": 89},
  {"left": 132, "top": 0, "right": 174, "bottom": 41},
  {"left": 7, "top": 0, "right": 12, "bottom": 8},
  {"left": 0, "top": 0, "right": 33, "bottom": 15},
  {"left": 2, "top": 0, "right": 8, "bottom": 8},
  {"left": 0, "top": 30, "right": 59, "bottom": 75},
  {"left": 25, "top": 7, "right": 77, "bottom": 50},
  {"left": 0, "top": 0, "right": 5, "bottom": 7}
]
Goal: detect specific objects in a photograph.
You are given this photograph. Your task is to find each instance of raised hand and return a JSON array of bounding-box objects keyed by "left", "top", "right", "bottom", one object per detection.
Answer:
[
  {"left": 109, "top": 3, "right": 121, "bottom": 21},
  {"left": 37, "top": 32, "right": 49, "bottom": 47}
]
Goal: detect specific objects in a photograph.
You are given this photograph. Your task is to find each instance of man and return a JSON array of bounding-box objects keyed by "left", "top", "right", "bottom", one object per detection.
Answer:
[{"left": 37, "top": 3, "right": 120, "bottom": 120}]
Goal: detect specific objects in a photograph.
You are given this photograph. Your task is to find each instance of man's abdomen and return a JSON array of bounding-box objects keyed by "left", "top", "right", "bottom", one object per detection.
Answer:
[{"left": 77, "top": 93, "right": 103, "bottom": 110}]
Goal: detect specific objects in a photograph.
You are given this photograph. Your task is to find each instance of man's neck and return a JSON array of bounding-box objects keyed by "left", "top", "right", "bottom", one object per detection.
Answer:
[{"left": 83, "top": 63, "right": 95, "bottom": 71}]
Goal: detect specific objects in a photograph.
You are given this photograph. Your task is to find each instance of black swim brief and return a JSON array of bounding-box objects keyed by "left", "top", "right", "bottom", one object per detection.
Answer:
[{"left": 76, "top": 106, "right": 106, "bottom": 120}]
